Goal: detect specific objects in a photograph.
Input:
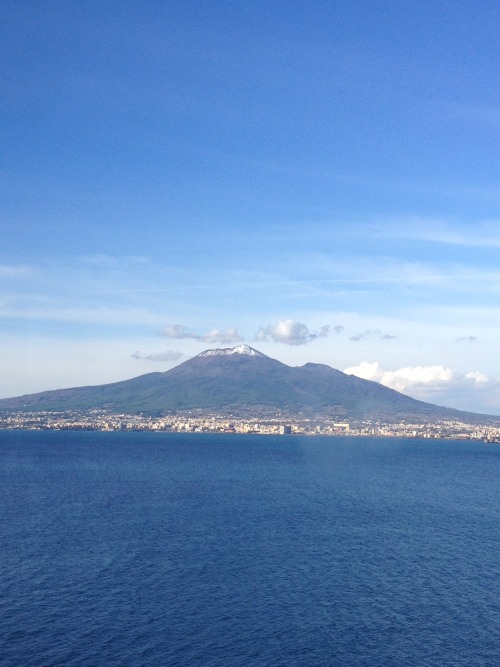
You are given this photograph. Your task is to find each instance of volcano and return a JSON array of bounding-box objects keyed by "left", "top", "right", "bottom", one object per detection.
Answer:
[{"left": 0, "top": 344, "right": 491, "bottom": 422}]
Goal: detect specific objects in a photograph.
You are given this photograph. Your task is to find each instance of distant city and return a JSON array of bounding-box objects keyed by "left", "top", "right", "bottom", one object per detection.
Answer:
[{"left": 2, "top": 407, "right": 500, "bottom": 442}]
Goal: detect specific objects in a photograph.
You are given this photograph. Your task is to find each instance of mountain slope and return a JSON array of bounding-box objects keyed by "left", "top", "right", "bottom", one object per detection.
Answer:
[{"left": 0, "top": 344, "right": 490, "bottom": 421}]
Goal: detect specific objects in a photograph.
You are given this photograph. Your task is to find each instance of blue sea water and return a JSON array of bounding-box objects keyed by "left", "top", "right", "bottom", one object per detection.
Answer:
[{"left": 1, "top": 431, "right": 500, "bottom": 666}]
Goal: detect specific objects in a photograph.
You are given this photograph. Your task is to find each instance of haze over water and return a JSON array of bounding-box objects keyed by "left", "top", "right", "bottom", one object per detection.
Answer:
[{"left": 2, "top": 431, "right": 500, "bottom": 666}]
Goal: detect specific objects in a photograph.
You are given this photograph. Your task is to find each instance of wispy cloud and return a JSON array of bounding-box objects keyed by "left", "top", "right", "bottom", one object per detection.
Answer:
[
  {"left": 445, "top": 101, "right": 500, "bottom": 126},
  {"left": 374, "top": 217, "right": 500, "bottom": 248},
  {"left": 162, "top": 324, "right": 243, "bottom": 345},
  {"left": 349, "top": 329, "right": 396, "bottom": 342},
  {"left": 0, "top": 305, "right": 163, "bottom": 326},
  {"left": 255, "top": 319, "right": 329, "bottom": 345},
  {"left": 132, "top": 350, "right": 186, "bottom": 362},
  {"left": 0, "top": 264, "right": 35, "bottom": 278}
]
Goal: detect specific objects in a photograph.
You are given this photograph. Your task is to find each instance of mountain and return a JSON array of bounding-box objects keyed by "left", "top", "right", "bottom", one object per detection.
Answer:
[{"left": 0, "top": 344, "right": 493, "bottom": 422}]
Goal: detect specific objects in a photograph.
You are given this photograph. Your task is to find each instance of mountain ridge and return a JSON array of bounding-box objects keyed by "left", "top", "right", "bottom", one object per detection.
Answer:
[{"left": 0, "top": 345, "right": 497, "bottom": 423}]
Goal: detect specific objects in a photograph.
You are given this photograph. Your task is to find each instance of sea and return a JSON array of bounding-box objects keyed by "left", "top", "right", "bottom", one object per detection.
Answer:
[{"left": 1, "top": 430, "right": 500, "bottom": 667}]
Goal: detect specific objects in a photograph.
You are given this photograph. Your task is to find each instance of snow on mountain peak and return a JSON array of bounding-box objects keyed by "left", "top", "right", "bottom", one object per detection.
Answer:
[{"left": 197, "top": 344, "right": 265, "bottom": 358}]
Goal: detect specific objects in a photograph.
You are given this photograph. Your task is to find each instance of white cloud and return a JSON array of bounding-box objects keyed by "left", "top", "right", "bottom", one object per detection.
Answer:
[
  {"left": 465, "top": 371, "right": 489, "bottom": 384},
  {"left": 255, "top": 319, "right": 329, "bottom": 345},
  {"left": 162, "top": 324, "right": 243, "bottom": 344},
  {"left": 343, "top": 361, "right": 382, "bottom": 381},
  {"left": 344, "top": 361, "right": 500, "bottom": 415},
  {"left": 344, "top": 361, "right": 455, "bottom": 391}
]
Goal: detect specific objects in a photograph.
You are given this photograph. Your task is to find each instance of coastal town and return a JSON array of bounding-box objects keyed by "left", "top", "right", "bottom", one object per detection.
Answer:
[{"left": 1, "top": 407, "right": 500, "bottom": 441}]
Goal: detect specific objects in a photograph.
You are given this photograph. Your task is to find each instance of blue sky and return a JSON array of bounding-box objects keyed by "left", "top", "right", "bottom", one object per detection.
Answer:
[{"left": 2, "top": 0, "right": 500, "bottom": 414}]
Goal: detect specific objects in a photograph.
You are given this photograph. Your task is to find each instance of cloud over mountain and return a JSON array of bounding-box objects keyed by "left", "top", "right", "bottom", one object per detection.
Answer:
[
  {"left": 132, "top": 350, "right": 185, "bottom": 362},
  {"left": 344, "top": 362, "right": 455, "bottom": 392},
  {"left": 162, "top": 325, "right": 243, "bottom": 344},
  {"left": 255, "top": 319, "right": 329, "bottom": 345},
  {"left": 344, "top": 361, "right": 500, "bottom": 414}
]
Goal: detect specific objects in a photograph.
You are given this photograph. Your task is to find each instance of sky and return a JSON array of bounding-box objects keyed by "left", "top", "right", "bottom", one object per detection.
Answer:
[{"left": 2, "top": 0, "right": 500, "bottom": 414}]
